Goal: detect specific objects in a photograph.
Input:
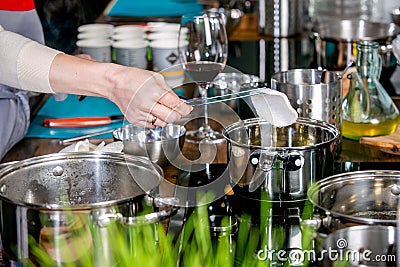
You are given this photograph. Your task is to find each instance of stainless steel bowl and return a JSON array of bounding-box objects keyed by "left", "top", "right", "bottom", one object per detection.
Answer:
[{"left": 113, "top": 123, "right": 186, "bottom": 167}]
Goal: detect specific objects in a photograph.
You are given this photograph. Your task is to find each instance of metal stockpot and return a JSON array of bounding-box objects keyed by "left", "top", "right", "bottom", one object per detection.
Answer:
[
  {"left": 0, "top": 152, "right": 178, "bottom": 266},
  {"left": 223, "top": 117, "right": 339, "bottom": 202},
  {"left": 307, "top": 170, "right": 400, "bottom": 235},
  {"left": 312, "top": 20, "right": 400, "bottom": 70},
  {"left": 316, "top": 225, "right": 397, "bottom": 267}
]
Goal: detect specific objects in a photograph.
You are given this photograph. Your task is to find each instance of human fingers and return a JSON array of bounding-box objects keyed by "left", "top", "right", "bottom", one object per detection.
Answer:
[
  {"left": 157, "top": 90, "right": 193, "bottom": 116},
  {"left": 150, "top": 102, "right": 183, "bottom": 125}
]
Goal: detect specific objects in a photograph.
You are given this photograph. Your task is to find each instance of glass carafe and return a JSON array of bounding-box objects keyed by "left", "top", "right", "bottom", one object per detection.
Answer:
[{"left": 342, "top": 41, "right": 399, "bottom": 141}]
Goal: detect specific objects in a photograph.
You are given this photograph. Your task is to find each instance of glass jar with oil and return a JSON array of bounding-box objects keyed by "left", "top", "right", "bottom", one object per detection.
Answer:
[{"left": 342, "top": 41, "right": 399, "bottom": 140}]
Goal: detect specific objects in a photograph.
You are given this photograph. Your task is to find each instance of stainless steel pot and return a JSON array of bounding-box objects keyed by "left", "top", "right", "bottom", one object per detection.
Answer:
[
  {"left": 312, "top": 19, "right": 400, "bottom": 70},
  {"left": 223, "top": 117, "right": 339, "bottom": 202},
  {"left": 0, "top": 152, "right": 178, "bottom": 266},
  {"left": 316, "top": 225, "right": 397, "bottom": 266},
  {"left": 307, "top": 170, "right": 400, "bottom": 235}
]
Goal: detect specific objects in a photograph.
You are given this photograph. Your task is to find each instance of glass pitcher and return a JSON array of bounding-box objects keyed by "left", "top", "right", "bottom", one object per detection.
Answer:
[{"left": 342, "top": 41, "right": 399, "bottom": 141}]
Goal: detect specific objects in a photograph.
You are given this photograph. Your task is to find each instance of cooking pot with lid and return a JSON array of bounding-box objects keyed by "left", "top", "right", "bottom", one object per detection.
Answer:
[{"left": 0, "top": 152, "right": 178, "bottom": 266}]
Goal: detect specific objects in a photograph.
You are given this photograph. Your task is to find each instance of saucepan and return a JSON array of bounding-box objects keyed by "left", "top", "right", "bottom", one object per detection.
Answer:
[
  {"left": 223, "top": 117, "right": 339, "bottom": 202},
  {"left": 307, "top": 170, "right": 399, "bottom": 235},
  {"left": 0, "top": 152, "right": 179, "bottom": 266}
]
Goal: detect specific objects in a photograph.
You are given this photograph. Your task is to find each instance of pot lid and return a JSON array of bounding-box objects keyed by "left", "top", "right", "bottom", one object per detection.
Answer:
[{"left": 0, "top": 152, "right": 163, "bottom": 210}]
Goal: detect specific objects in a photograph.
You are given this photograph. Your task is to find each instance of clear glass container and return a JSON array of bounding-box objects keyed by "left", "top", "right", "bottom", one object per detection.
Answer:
[{"left": 342, "top": 41, "right": 399, "bottom": 140}]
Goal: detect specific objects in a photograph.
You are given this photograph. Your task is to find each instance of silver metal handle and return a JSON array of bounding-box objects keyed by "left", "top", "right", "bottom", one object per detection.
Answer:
[
  {"left": 59, "top": 128, "right": 118, "bottom": 145},
  {"left": 97, "top": 205, "right": 179, "bottom": 227}
]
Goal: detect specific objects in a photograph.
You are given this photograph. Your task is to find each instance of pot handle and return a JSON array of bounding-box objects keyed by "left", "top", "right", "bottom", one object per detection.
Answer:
[
  {"left": 96, "top": 196, "right": 180, "bottom": 227},
  {"left": 248, "top": 150, "right": 304, "bottom": 192},
  {"left": 249, "top": 150, "right": 277, "bottom": 171},
  {"left": 248, "top": 150, "right": 277, "bottom": 192},
  {"left": 97, "top": 205, "right": 179, "bottom": 227},
  {"left": 249, "top": 150, "right": 304, "bottom": 172}
]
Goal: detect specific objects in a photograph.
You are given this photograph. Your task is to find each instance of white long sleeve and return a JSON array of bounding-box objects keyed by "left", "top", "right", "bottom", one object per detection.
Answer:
[{"left": 0, "top": 25, "right": 62, "bottom": 93}]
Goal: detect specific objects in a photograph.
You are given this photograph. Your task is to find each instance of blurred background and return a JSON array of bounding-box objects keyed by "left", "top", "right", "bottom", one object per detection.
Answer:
[{"left": 33, "top": 0, "right": 400, "bottom": 95}]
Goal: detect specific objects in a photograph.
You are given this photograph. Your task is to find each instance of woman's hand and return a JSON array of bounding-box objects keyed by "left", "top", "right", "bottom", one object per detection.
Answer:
[
  {"left": 106, "top": 64, "right": 192, "bottom": 128},
  {"left": 49, "top": 54, "right": 192, "bottom": 128}
]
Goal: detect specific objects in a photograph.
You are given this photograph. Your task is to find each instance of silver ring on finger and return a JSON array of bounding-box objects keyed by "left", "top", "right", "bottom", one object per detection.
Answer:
[{"left": 151, "top": 115, "right": 157, "bottom": 125}]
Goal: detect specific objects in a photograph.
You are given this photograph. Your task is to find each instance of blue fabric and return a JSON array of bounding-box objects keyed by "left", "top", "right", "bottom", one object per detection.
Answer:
[
  {"left": 26, "top": 95, "right": 124, "bottom": 139},
  {"left": 106, "top": 0, "right": 203, "bottom": 17}
]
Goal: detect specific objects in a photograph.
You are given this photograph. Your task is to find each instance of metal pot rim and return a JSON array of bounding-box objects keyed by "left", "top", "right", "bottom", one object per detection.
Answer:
[
  {"left": 313, "top": 19, "right": 400, "bottom": 42},
  {"left": 0, "top": 151, "right": 164, "bottom": 210},
  {"left": 271, "top": 68, "right": 341, "bottom": 86},
  {"left": 113, "top": 123, "right": 186, "bottom": 143},
  {"left": 222, "top": 117, "right": 339, "bottom": 151},
  {"left": 307, "top": 170, "right": 400, "bottom": 224}
]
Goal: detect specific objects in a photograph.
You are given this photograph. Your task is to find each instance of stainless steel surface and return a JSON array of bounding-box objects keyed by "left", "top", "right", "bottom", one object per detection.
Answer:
[
  {"left": 113, "top": 123, "right": 186, "bottom": 167},
  {"left": 223, "top": 117, "right": 339, "bottom": 202},
  {"left": 0, "top": 152, "right": 178, "bottom": 264},
  {"left": 314, "top": 20, "right": 399, "bottom": 41},
  {"left": 313, "top": 19, "right": 400, "bottom": 70},
  {"left": 257, "top": 0, "right": 304, "bottom": 37},
  {"left": 317, "top": 225, "right": 396, "bottom": 266},
  {"left": 271, "top": 69, "right": 342, "bottom": 130},
  {"left": 311, "top": 0, "right": 380, "bottom": 22},
  {"left": 0, "top": 152, "right": 162, "bottom": 207},
  {"left": 308, "top": 170, "right": 400, "bottom": 233},
  {"left": 60, "top": 128, "right": 118, "bottom": 145},
  {"left": 0, "top": 161, "right": 17, "bottom": 170}
]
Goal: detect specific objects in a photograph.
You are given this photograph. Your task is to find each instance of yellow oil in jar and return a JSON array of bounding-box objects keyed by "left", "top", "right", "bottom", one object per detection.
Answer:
[{"left": 342, "top": 116, "right": 399, "bottom": 141}]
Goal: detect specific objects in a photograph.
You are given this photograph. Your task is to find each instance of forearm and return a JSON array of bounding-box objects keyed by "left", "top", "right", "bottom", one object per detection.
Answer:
[
  {"left": 0, "top": 26, "right": 61, "bottom": 93},
  {"left": 0, "top": 26, "right": 115, "bottom": 99},
  {"left": 0, "top": 26, "right": 192, "bottom": 127},
  {"left": 49, "top": 53, "right": 117, "bottom": 99}
]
